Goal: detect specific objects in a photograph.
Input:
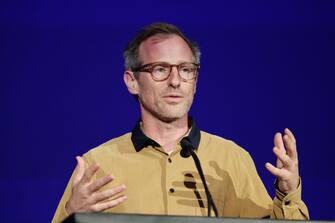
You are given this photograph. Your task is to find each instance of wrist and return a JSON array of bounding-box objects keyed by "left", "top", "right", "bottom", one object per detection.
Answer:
[{"left": 276, "top": 177, "right": 300, "bottom": 194}]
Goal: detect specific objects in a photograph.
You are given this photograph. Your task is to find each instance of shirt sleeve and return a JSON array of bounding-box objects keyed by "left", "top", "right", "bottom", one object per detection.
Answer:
[
  {"left": 51, "top": 169, "right": 75, "bottom": 223},
  {"left": 272, "top": 178, "right": 309, "bottom": 219}
]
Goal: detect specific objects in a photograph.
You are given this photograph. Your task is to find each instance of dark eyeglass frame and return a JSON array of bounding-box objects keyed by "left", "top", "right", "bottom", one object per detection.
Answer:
[{"left": 132, "top": 62, "right": 200, "bottom": 82}]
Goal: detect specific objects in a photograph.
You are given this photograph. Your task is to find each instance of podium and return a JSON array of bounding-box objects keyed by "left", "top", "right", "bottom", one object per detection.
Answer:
[{"left": 63, "top": 213, "right": 332, "bottom": 223}]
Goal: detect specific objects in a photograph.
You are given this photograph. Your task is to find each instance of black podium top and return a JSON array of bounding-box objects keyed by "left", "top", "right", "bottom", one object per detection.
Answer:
[{"left": 63, "top": 213, "right": 332, "bottom": 223}]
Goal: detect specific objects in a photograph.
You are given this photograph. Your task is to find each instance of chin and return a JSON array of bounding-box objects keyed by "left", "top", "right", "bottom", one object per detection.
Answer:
[
  {"left": 157, "top": 109, "right": 189, "bottom": 123},
  {"left": 141, "top": 100, "right": 191, "bottom": 123}
]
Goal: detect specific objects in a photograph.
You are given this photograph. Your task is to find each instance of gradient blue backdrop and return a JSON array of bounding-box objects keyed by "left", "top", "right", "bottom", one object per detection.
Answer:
[{"left": 1, "top": 1, "right": 335, "bottom": 222}]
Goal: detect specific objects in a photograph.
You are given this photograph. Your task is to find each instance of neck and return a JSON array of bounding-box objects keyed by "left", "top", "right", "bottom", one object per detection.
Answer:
[{"left": 141, "top": 113, "right": 189, "bottom": 154}]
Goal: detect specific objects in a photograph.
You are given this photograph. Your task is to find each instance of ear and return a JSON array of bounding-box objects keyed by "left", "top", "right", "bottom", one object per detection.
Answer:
[{"left": 124, "top": 70, "right": 139, "bottom": 95}]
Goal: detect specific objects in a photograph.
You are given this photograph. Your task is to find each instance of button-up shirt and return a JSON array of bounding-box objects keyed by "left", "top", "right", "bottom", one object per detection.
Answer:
[{"left": 52, "top": 120, "right": 309, "bottom": 222}]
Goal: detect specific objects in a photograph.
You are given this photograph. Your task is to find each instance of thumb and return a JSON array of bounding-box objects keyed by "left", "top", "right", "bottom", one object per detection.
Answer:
[{"left": 72, "top": 156, "right": 86, "bottom": 186}]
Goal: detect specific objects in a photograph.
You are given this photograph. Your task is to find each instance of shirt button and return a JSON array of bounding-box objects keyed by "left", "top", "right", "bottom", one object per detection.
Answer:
[
  {"left": 169, "top": 188, "right": 175, "bottom": 193},
  {"left": 168, "top": 158, "right": 172, "bottom": 163},
  {"left": 284, "top": 200, "right": 291, "bottom": 205}
]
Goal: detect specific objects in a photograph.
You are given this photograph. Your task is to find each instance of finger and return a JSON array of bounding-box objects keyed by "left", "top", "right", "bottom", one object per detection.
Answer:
[
  {"left": 283, "top": 134, "right": 298, "bottom": 161},
  {"left": 80, "top": 163, "right": 100, "bottom": 184},
  {"left": 72, "top": 156, "right": 86, "bottom": 186},
  {"left": 274, "top": 133, "right": 285, "bottom": 152},
  {"left": 92, "top": 184, "right": 126, "bottom": 204},
  {"left": 87, "top": 175, "right": 114, "bottom": 193},
  {"left": 276, "top": 156, "right": 283, "bottom": 169},
  {"left": 273, "top": 146, "right": 292, "bottom": 167},
  {"left": 273, "top": 145, "right": 284, "bottom": 168},
  {"left": 91, "top": 195, "right": 127, "bottom": 212},
  {"left": 285, "top": 128, "right": 296, "bottom": 144},
  {"left": 265, "top": 162, "right": 285, "bottom": 178}
]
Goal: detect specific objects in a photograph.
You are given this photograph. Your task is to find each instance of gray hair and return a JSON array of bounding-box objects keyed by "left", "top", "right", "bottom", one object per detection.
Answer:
[{"left": 123, "top": 22, "right": 201, "bottom": 71}]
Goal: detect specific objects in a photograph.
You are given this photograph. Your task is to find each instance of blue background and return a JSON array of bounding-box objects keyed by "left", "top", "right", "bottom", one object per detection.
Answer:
[{"left": 1, "top": 1, "right": 335, "bottom": 222}]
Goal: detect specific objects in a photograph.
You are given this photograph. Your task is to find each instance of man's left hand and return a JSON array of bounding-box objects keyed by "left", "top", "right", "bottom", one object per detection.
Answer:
[{"left": 265, "top": 128, "right": 300, "bottom": 194}]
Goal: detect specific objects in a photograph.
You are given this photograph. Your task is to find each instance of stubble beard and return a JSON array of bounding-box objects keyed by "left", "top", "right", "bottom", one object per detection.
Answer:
[{"left": 140, "top": 96, "right": 193, "bottom": 123}]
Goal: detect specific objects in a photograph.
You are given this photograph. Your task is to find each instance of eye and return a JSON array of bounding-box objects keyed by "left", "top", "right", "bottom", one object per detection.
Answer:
[
  {"left": 153, "top": 65, "right": 169, "bottom": 73},
  {"left": 180, "top": 65, "right": 195, "bottom": 73}
]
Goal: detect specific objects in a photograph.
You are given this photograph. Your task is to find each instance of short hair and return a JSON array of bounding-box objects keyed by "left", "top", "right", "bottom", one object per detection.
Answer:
[{"left": 123, "top": 22, "right": 201, "bottom": 71}]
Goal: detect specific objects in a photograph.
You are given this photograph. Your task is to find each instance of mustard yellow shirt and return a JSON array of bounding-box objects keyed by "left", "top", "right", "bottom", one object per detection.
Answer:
[{"left": 52, "top": 121, "right": 309, "bottom": 223}]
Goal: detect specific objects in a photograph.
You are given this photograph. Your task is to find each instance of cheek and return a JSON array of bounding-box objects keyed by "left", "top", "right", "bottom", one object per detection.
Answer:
[
  {"left": 187, "top": 83, "right": 196, "bottom": 97},
  {"left": 193, "top": 81, "right": 197, "bottom": 94},
  {"left": 138, "top": 82, "right": 161, "bottom": 102}
]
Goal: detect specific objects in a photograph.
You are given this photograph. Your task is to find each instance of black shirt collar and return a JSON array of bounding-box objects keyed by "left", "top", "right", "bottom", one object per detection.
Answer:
[{"left": 131, "top": 117, "right": 201, "bottom": 152}]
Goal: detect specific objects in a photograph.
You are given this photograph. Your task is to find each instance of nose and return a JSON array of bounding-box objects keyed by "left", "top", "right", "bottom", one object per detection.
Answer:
[{"left": 167, "top": 66, "right": 181, "bottom": 88}]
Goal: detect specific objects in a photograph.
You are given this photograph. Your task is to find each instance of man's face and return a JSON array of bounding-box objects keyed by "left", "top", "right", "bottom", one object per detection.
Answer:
[{"left": 133, "top": 34, "right": 197, "bottom": 122}]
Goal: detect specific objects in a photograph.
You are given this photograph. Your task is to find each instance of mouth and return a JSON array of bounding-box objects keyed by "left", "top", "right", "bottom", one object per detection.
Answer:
[{"left": 162, "top": 94, "right": 184, "bottom": 103}]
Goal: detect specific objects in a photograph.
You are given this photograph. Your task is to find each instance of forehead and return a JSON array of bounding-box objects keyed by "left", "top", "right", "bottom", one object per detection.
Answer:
[{"left": 138, "top": 34, "right": 194, "bottom": 64}]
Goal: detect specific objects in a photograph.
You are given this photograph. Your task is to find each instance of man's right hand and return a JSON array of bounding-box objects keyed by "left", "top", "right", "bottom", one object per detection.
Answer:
[{"left": 65, "top": 156, "right": 127, "bottom": 215}]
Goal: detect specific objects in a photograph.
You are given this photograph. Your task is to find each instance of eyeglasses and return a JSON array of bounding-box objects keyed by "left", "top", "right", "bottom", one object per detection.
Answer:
[{"left": 132, "top": 62, "right": 200, "bottom": 82}]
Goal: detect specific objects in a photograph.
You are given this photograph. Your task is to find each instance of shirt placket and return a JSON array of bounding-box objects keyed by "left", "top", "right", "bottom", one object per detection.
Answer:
[{"left": 165, "top": 152, "right": 175, "bottom": 215}]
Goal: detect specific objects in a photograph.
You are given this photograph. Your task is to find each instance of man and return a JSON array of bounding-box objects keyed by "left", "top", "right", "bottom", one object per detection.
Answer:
[{"left": 52, "top": 23, "right": 309, "bottom": 223}]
